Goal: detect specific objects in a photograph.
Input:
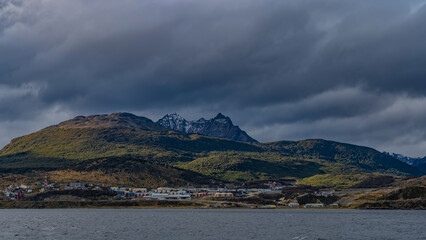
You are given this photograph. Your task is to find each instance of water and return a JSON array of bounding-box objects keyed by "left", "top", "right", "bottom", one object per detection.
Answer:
[{"left": 0, "top": 209, "right": 424, "bottom": 240}]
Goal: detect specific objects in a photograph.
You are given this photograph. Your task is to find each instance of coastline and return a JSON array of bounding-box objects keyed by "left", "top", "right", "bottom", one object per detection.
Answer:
[{"left": 1, "top": 200, "right": 424, "bottom": 210}]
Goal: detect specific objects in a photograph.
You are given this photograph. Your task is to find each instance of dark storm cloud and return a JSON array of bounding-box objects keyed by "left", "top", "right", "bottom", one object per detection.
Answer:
[{"left": 1, "top": 0, "right": 426, "bottom": 156}]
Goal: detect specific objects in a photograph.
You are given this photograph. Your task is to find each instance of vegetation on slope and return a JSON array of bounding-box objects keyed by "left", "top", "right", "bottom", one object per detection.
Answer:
[
  {"left": 174, "top": 152, "right": 324, "bottom": 182},
  {"left": 47, "top": 156, "right": 217, "bottom": 187},
  {"left": 297, "top": 174, "right": 371, "bottom": 188},
  {"left": 351, "top": 175, "right": 395, "bottom": 188},
  {"left": 382, "top": 186, "right": 426, "bottom": 200},
  {"left": 0, "top": 128, "right": 262, "bottom": 162},
  {"left": 51, "top": 112, "right": 165, "bottom": 131},
  {"left": 265, "top": 139, "right": 421, "bottom": 176}
]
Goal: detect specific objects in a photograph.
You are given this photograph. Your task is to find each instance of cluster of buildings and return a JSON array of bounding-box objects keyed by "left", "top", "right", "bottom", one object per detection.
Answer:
[
  {"left": 286, "top": 203, "right": 339, "bottom": 208},
  {"left": 1, "top": 181, "right": 107, "bottom": 200},
  {"left": 110, "top": 186, "right": 239, "bottom": 200},
  {"left": 2, "top": 180, "right": 341, "bottom": 208},
  {"left": 3, "top": 181, "right": 250, "bottom": 201},
  {"left": 3, "top": 184, "right": 32, "bottom": 200},
  {"left": 109, "top": 186, "right": 285, "bottom": 200}
]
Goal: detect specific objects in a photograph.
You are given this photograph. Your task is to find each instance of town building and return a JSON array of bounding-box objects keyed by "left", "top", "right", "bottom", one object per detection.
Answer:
[
  {"left": 288, "top": 203, "right": 300, "bottom": 207},
  {"left": 304, "top": 203, "right": 325, "bottom": 208}
]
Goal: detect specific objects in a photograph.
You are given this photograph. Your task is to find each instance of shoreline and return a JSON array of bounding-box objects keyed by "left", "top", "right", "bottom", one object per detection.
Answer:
[{"left": 1, "top": 200, "right": 424, "bottom": 210}]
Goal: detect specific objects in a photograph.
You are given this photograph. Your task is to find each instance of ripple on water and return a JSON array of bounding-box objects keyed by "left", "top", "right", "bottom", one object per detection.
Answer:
[{"left": 0, "top": 209, "right": 424, "bottom": 240}]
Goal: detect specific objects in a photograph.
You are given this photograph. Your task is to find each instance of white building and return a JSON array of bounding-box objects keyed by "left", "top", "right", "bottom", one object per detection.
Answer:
[
  {"left": 304, "top": 203, "right": 324, "bottom": 208},
  {"left": 150, "top": 193, "right": 191, "bottom": 200},
  {"left": 288, "top": 203, "right": 300, "bottom": 207}
]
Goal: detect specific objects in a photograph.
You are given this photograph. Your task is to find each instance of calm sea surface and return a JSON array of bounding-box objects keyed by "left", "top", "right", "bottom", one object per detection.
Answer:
[{"left": 0, "top": 209, "right": 425, "bottom": 240}]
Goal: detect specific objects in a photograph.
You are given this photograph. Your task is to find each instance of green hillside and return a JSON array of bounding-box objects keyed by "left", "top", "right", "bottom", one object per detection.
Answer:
[
  {"left": 47, "top": 156, "right": 216, "bottom": 188},
  {"left": 0, "top": 113, "right": 422, "bottom": 187},
  {"left": 0, "top": 127, "right": 261, "bottom": 165},
  {"left": 264, "top": 140, "right": 420, "bottom": 176}
]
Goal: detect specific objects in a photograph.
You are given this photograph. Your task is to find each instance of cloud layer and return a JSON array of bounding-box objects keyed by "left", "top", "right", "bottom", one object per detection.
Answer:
[{"left": 1, "top": 0, "right": 426, "bottom": 156}]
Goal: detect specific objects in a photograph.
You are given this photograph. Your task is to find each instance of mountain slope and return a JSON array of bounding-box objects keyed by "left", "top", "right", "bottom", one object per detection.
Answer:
[
  {"left": 0, "top": 127, "right": 262, "bottom": 165},
  {"left": 51, "top": 112, "right": 165, "bottom": 131},
  {"left": 174, "top": 139, "right": 422, "bottom": 185},
  {"left": 46, "top": 156, "right": 217, "bottom": 187},
  {"left": 264, "top": 139, "right": 420, "bottom": 176},
  {"left": 157, "top": 113, "right": 257, "bottom": 143},
  {"left": 417, "top": 162, "right": 426, "bottom": 174}
]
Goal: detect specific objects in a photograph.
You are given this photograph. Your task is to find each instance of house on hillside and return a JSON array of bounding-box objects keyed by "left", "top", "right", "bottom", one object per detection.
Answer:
[{"left": 131, "top": 188, "right": 148, "bottom": 193}]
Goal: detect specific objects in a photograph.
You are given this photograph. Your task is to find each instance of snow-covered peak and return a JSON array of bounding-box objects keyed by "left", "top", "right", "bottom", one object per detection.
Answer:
[
  {"left": 212, "top": 113, "right": 232, "bottom": 124},
  {"left": 164, "top": 113, "right": 185, "bottom": 120},
  {"left": 156, "top": 113, "right": 258, "bottom": 143},
  {"left": 157, "top": 113, "right": 189, "bottom": 132}
]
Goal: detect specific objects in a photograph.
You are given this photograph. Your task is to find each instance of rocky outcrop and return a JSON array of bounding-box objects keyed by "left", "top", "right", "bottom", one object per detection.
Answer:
[{"left": 157, "top": 113, "right": 257, "bottom": 143}]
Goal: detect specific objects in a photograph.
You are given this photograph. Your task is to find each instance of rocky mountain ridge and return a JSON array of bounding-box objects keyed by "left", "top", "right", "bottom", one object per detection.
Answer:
[{"left": 157, "top": 113, "right": 257, "bottom": 143}]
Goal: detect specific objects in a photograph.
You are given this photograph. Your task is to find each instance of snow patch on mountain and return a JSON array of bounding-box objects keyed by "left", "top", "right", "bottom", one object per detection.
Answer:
[{"left": 157, "top": 113, "right": 258, "bottom": 143}]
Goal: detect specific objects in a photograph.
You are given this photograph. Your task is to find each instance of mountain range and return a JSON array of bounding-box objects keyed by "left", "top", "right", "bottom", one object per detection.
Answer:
[
  {"left": 384, "top": 152, "right": 426, "bottom": 166},
  {"left": 0, "top": 112, "right": 423, "bottom": 188},
  {"left": 384, "top": 152, "right": 426, "bottom": 174}
]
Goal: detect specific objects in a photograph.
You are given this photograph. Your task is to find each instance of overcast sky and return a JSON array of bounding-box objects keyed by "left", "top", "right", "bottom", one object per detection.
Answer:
[{"left": 1, "top": 0, "right": 426, "bottom": 157}]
